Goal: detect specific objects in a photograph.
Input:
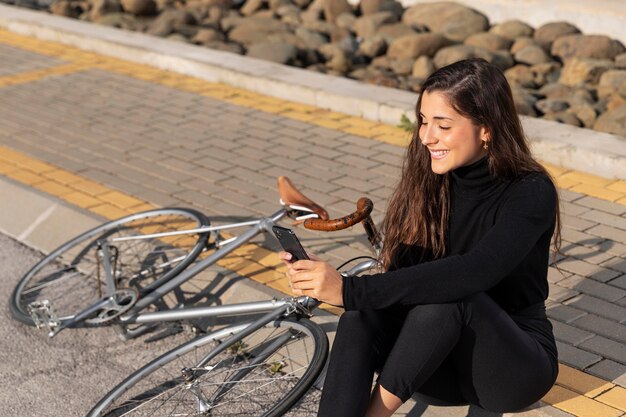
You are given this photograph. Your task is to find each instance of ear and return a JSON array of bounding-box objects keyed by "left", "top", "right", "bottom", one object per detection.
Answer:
[{"left": 479, "top": 126, "right": 490, "bottom": 143}]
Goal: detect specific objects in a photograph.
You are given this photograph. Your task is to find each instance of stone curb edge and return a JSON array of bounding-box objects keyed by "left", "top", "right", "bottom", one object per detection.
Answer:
[{"left": 1, "top": 4, "right": 625, "bottom": 180}]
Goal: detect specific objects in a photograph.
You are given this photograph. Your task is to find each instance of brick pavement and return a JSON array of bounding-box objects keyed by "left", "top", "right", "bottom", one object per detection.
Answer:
[{"left": 1, "top": 29, "right": 625, "bottom": 417}]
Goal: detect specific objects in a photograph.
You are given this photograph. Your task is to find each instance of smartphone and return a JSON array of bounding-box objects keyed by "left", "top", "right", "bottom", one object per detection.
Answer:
[{"left": 272, "top": 225, "right": 310, "bottom": 262}]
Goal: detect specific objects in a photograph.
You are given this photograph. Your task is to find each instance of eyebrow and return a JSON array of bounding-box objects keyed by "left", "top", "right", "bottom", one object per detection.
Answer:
[{"left": 419, "top": 113, "right": 454, "bottom": 121}]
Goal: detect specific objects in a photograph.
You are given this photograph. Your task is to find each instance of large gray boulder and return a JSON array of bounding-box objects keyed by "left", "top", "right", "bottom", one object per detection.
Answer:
[
  {"left": 387, "top": 33, "right": 450, "bottom": 60},
  {"left": 514, "top": 45, "right": 551, "bottom": 65},
  {"left": 402, "top": 2, "right": 489, "bottom": 42},
  {"left": 552, "top": 35, "right": 626, "bottom": 61}
]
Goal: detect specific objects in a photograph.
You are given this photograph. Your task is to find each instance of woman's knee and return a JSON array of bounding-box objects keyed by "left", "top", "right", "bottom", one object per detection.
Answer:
[{"left": 402, "top": 302, "right": 462, "bottom": 328}]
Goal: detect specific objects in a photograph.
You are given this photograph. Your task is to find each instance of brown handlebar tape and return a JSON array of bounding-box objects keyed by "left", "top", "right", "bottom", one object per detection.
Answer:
[{"left": 304, "top": 197, "right": 373, "bottom": 231}]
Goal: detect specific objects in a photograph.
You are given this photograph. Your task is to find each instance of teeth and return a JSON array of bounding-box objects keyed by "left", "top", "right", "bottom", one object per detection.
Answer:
[{"left": 431, "top": 150, "right": 449, "bottom": 156}]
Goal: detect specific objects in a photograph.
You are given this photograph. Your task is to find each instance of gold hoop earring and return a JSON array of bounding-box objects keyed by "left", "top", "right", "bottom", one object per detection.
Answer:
[{"left": 483, "top": 141, "right": 489, "bottom": 150}]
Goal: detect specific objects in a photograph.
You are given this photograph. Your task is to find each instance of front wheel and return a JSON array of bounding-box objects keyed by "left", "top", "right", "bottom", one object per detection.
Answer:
[
  {"left": 10, "top": 208, "right": 210, "bottom": 326},
  {"left": 88, "top": 317, "right": 328, "bottom": 417}
]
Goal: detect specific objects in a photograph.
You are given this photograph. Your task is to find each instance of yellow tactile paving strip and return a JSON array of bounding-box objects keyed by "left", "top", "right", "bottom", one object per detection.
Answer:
[{"left": 1, "top": 28, "right": 625, "bottom": 416}]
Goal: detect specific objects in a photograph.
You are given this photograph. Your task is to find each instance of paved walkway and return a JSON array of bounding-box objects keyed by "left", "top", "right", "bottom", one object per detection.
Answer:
[{"left": 0, "top": 28, "right": 625, "bottom": 417}]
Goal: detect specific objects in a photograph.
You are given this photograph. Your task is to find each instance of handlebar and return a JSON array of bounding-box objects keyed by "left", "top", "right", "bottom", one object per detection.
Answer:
[{"left": 303, "top": 197, "right": 382, "bottom": 251}]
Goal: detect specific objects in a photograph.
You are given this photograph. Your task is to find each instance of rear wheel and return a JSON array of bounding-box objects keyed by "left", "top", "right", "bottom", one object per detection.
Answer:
[
  {"left": 10, "top": 208, "right": 210, "bottom": 325},
  {"left": 88, "top": 317, "right": 328, "bottom": 416}
]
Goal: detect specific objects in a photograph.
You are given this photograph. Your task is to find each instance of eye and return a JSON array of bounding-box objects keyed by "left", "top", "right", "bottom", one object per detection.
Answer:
[{"left": 439, "top": 125, "right": 450, "bottom": 130}]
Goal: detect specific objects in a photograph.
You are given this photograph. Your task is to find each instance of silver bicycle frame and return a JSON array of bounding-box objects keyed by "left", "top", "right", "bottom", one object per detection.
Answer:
[{"left": 119, "top": 209, "right": 288, "bottom": 322}]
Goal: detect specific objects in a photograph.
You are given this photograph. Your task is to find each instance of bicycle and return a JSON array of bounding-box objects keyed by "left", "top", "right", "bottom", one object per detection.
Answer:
[{"left": 10, "top": 176, "right": 383, "bottom": 416}]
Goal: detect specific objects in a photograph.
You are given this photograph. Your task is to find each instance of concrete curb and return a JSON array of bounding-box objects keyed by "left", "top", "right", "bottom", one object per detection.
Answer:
[{"left": 1, "top": 4, "right": 625, "bottom": 180}]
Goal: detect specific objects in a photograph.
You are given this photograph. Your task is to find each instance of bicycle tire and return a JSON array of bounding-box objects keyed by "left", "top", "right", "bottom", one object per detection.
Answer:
[
  {"left": 10, "top": 208, "right": 210, "bottom": 326},
  {"left": 87, "top": 316, "right": 328, "bottom": 417}
]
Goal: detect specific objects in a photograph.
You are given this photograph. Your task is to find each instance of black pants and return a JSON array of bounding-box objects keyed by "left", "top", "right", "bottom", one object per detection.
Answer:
[{"left": 317, "top": 293, "right": 558, "bottom": 417}]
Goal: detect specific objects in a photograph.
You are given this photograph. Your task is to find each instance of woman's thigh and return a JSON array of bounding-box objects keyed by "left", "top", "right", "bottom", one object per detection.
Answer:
[
  {"left": 380, "top": 294, "right": 557, "bottom": 412},
  {"left": 449, "top": 293, "right": 557, "bottom": 411}
]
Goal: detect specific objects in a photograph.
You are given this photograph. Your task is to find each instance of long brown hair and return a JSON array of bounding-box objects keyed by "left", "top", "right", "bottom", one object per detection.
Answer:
[{"left": 380, "top": 58, "right": 561, "bottom": 270}]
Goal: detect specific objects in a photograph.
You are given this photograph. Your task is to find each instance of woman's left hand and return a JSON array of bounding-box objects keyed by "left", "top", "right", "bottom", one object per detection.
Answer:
[{"left": 280, "top": 253, "right": 344, "bottom": 307}]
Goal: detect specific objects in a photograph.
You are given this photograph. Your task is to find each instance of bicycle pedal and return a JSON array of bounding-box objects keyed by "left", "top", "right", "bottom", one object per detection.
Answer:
[
  {"left": 27, "top": 300, "right": 61, "bottom": 333},
  {"left": 144, "top": 323, "right": 184, "bottom": 343}
]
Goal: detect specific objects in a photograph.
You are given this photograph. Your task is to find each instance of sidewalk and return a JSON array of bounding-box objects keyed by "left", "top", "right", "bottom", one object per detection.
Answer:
[{"left": 0, "top": 24, "right": 625, "bottom": 417}]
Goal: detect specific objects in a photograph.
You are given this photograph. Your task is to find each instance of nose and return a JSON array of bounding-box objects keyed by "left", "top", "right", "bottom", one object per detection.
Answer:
[{"left": 420, "top": 123, "right": 437, "bottom": 145}]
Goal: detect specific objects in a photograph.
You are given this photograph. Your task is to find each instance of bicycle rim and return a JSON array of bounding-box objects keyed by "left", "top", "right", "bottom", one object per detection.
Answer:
[
  {"left": 10, "top": 208, "right": 209, "bottom": 325},
  {"left": 88, "top": 317, "right": 328, "bottom": 417}
]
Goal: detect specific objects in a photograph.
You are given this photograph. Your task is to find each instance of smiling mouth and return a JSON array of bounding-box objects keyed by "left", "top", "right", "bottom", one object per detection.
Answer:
[{"left": 429, "top": 149, "right": 450, "bottom": 159}]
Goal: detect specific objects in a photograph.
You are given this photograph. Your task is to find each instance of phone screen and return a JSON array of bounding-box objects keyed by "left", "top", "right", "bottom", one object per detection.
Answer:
[{"left": 272, "top": 226, "right": 310, "bottom": 262}]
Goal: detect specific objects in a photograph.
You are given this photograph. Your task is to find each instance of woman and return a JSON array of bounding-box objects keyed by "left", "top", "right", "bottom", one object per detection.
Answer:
[{"left": 279, "top": 58, "right": 561, "bottom": 417}]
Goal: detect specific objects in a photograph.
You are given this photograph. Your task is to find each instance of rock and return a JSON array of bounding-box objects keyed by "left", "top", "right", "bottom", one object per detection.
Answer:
[
  {"left": 205, "top": 40, "right": 244, "bottom": 54},
  {"left": 376, "top": 23, "right": 417, "bottom": 43},
  {"left": 302, "top": 18, "right": 336, "bottom": 35},
  {"left": 511, "top": 87, "right": 538, "bottom": 116},
  {"left": 331, "top": 29, "right": 359, "bottom": 54},
  {"left": 240, "top": 0, "right": 262, "bottom": 16},
  {"left": 514, "top": 45, "right": 551, "bottom": 65},
  {"left": 569, "top": 103, "right": 597, "bottom": 128},
  {"left": 389, "top": 58, "right": 415, "bottom": 75},
  {"left": 597, "top": 70, "right": 626, "bottom": 99},
  {"left": 464, "top": 32, "right": 512, "bottom": 52},
  {"left": 534, "top": 21, "right": 580, "bottom": 48},
  {"left": 491, "top": 50, "right": 515, "bottom": 71},
  {"left": 251, "top": 10, "right": 276, "bottom": 19},
  {"left": 357, "top": 35, "right": 387, "bottom": 57},
  {"left": 203, "top": 5, "right": 224, "bottom": 25},
  {"left": 531, "top": 62, "right": 561, "bottom": 86},
  {"left": 265, "top": 32, "right": 306, "bottom": 49},
  {"left": 228, "top": 17, "right": 289, "bottom": 45},
  {"left": 322, "top": 0, "right": 352, "bottom": 23},
  {"left": 510, "top": 37, "right": 540, "bottom": 54},
  {"left": 89, "top": 0, "right": 121, "bottom": 20},
  {"left": 203, "top": 0, "right": 231, "bottom": 8},
  {"left": 552, "top": 35, "right": 626, "bottom": 61},
  {"left": 120, "top": 0, "right": 155, "bottom": 15},
  {"left": 606, "top": 94, "right": 626, "bottom": 111},
  {"left": 535, "top": 98, "right": 569, "bottom": 114},
  {"left": 360, "top": 0, "right": 403, "bottom": 19},
  {"left": 335, "top": 13, "right": 356, "bottom": 30},
  {"left": 412, "top": 55, "right": 435, "bottom": 79},
  {"left": 294, "top": 0, "right": 311, "bottom": 7},
  {"left": 543, "top": 111, "right": 582, "bottom": 127},
  {"left": 294, "top": 27, "right": 328, "bottom": 50},
  {"left": 433, "top": 44, "right": 493, "bottom": 69},
  {"left": 175, "top": 24, "right": 199, "bottom": 38},
  {"left": 191, "top": 27, "right": 225, "bottom": 44},
  {"left": 319, "top": 43, "right": 351, "bottom": 73},
  {"left": 402, "top": 2, "right": 489, "bottom": 42},
  {"left": 50, "top": 0, "right": 80, "bottom": 17},
  {"left": 269, "top": 0, "right": 291, "bottom": 10},
  {"left": 615, "top": 53, "right": 626, "bottom": 69},
  {"left": 147, "top": 9, "right": 195, "bottom": 36},
  {"left": 247, "top": 41, "right": 298, "bottom": 64},
  {"left": 371, "top": 55, "right": 391, "bottom": 69},
  {"left": 505, "top": 64, "right": 537, "bottom": 88},
  {"left": 387, "top": 33, "right": 450, "bottom": 60},
  {"left": 94, "top": 12, "right": 138, "bottom": 30},
  {"left": 489, "top": 20, "right": 533, "bottom": 40},
  {"left": 354, "top": 11, "right": 397, "bottom": 38},
  {"left": 559, "top": 57, "right": 614, "bottom": 86}
]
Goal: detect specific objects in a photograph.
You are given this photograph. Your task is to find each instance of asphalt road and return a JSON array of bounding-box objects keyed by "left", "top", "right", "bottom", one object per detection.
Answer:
[{"left": 0, "top": 232, "right": 199, "bottom": 416}]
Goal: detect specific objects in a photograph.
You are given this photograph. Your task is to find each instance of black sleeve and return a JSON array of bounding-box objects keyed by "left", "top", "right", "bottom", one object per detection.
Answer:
[{"left": 342, "top": 175, "right": 557, "bottom": 311}]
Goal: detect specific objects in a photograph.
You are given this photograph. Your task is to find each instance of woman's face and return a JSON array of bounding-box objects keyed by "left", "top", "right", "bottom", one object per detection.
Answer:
[{"left": 418, "top": 90, "right": 489, "bottom": 175}]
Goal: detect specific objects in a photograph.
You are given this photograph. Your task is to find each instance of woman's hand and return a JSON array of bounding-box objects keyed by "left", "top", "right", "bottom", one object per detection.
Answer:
[{"left": 278, "top": 251, "right": 344, "bottom": 307}]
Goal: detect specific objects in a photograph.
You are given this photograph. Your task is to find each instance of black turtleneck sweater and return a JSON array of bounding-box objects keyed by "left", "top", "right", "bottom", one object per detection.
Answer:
[{"left": 342, "top": 156, "right": 557, "bottom": 318}]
